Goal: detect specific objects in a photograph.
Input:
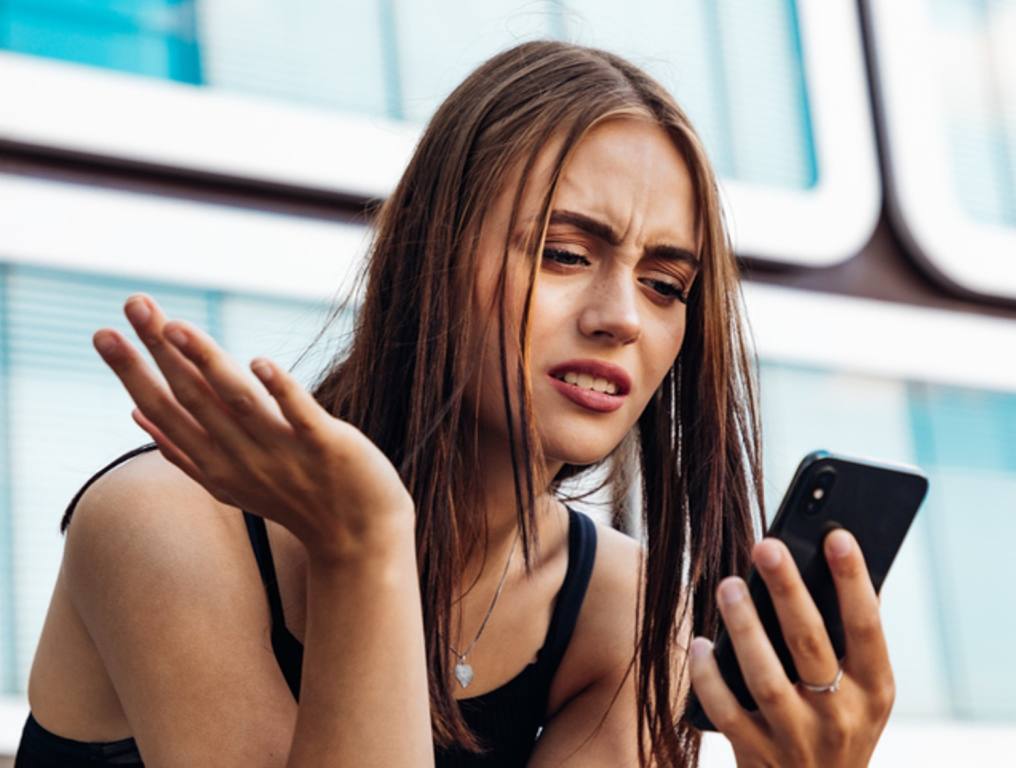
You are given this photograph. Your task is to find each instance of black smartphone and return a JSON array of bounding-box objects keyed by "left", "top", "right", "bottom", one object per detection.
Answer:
[{"left": 683, "top": 450, "right": 929, "bottom": 731}]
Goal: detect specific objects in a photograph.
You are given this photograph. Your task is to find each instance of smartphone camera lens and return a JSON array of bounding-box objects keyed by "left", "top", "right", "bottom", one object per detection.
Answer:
[{"left": 804, "top": 467, "right": 837, "bottom": 516}]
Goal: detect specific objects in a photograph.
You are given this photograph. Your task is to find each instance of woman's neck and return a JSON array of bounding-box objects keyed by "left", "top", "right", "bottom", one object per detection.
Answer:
[{"left": 459, "top": 433, "right": 565, "bottom": 587}]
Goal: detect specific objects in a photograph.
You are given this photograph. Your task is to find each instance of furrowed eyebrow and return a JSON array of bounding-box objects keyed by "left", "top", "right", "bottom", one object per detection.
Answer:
[{"left": 549, "top": 209, "right": 700, "bottom": 268}]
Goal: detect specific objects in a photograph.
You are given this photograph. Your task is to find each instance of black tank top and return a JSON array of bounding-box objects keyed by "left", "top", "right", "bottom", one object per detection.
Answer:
[{"left": 15, "top": 443, "right": 598, "bottom": 767}]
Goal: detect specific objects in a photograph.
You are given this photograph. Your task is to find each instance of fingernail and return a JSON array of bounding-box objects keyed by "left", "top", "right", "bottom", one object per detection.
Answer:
[
  {"left": 126, "top": 298, "right": 150, "bottom": 324},
  {"left": 165, "top": 327, "right": 188, "bottom": 347},
  {"left": 719, "top": 579, "right": 745, "bottom": 606},
  {"left": 827, "top": 529, "right": 852, "bottom": 559},
  {"left": 252, "top": 360, "right": 273, "bottom": 381},
  {"left": 689, "top": 637, "right": 712, "bottom": 660},
  {"left": 95, "top": 333, "right": 118, "bottom": 354},
  {"left": 757, "top": 541, "right": 781, "bottom": 570}
]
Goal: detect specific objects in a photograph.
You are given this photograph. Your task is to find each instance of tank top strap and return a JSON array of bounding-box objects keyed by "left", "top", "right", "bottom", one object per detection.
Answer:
[
  {"left": 241, "top": 511, "right": 288, "bottom": 627},
  {"left": 60, "top": 441, "right": 159, "bottom": 532},
  {"left": 242, "top": 510, "right": 303, "bottom": 698},
  {"left": 535, "top": 506, "right": 597, "bottom": 680}
]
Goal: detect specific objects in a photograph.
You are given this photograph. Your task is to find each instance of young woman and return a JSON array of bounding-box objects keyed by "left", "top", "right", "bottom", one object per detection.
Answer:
[{"left": 15, "top": 41, "right": 895, "bottom": 767}]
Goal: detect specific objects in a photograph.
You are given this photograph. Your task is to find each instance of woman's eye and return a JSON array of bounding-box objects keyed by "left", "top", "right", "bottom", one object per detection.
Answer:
[
  {"left": 541, "top": 248, "right": 590, "bottom": 267},
  {"left": 541, "top": 248, "right": 689, "bottom": 304},
  {"left": 642, "top": 278, "right": 689, "bottom": 304}
]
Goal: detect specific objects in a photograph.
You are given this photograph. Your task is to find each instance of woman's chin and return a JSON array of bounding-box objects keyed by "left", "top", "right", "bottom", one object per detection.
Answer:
[{"left": 542, "top": 435, "right": 624, "bottom": 469}]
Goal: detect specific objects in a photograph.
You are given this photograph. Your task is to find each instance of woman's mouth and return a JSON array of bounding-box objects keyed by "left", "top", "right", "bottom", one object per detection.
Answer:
[{"left": 547, "top": 372, "right": 627, "bottom": 413}]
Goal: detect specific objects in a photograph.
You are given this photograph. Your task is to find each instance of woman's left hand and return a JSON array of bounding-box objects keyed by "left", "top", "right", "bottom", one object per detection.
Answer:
[{"left": 688, "top": 529, "right": 895, "bottom": 767}]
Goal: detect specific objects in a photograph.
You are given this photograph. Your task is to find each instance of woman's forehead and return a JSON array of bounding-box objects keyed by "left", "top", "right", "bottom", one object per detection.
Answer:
[{"left": 513, "top": 120, "right": 697, "bottom": 250}]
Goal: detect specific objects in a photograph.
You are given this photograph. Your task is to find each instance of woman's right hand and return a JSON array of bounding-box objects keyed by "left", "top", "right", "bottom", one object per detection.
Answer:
[{"left": 93, "top": 292, "right": 415, "bottom": 564}]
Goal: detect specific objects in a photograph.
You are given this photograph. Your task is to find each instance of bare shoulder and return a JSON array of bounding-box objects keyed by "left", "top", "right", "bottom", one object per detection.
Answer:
[
  {"left": 62, "top": 447, "right": 265, "bottom": 641},
  {"left": 531, "top": 518, "right": 693, "bottom": 765},
  {"left": 531, "top": 518, "right": 646, "bottom": 764},
  {"left": 588, "top": 518, "right": 644, "bottom": 595},
  {"left": 547, "top": 517, "right": 643, "bottom": 716},
  {"left": 578, "top": 518, "right": 644, "bottom": 658},
  {"left": 581, "top": 517, "right": 692, "bottom": 672},
  {"left": 59, "top": 448, "right": 297, "bottom": 764},
  {"left": 65, "top": 447, "right": 235, "bottom": 550}
]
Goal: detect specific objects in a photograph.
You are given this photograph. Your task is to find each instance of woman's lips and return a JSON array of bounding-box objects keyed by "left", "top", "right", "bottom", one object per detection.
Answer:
[{"left": 547, "top": 374, "right": 626, "bottom": 413}]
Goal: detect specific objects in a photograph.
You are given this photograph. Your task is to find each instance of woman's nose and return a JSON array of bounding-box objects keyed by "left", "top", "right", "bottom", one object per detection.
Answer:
[{"left": 576, "top": 272, "right": 641, "bottom": 344}]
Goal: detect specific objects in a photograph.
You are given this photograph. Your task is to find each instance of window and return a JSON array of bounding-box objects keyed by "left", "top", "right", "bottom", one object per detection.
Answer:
[
  {"left": 1, "top": 0, "right": 880, "bottom": 268},
  {"left": 869, "top": 0, "right": 1016, "bottom": 301},
  {"left": 0, "top": 264, "right": 340, "bottom": 695},
  {"left": 744, "top": 282, "right": 1016, "bottom": 722}
]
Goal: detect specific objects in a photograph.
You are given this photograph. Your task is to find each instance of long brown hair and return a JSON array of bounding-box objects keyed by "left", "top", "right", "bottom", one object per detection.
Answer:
[{"left": 301, "top": 40, "right": 765, "bottom": 766}]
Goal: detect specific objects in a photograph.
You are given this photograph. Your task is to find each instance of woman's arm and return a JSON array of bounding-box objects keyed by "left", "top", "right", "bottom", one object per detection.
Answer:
[
  {"left": 92, "top": 293, "right": 434, "bottom": 767},
  {"left": 290, "top": 522, "right": 433, "bottom": 767}
]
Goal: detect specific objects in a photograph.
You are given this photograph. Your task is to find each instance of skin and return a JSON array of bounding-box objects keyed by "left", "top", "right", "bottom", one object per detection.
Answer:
[
  {"left": 462, "top": 116, "right": 699, "bottom": 572},
  {"left": 58, "top": 117, "right": 893, "bottom": 766}
]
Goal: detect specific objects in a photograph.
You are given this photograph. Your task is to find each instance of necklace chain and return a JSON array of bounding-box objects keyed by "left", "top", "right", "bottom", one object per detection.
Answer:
[{"left": 448, "top": 528, "right": 520, "bottom": 662}]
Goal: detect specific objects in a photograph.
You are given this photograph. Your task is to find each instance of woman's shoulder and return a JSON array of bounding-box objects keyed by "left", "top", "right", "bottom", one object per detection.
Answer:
[
  {"left": 555, "top": 517, "right": 642, "bottom": 672},
  {"left": 540, "top": 514, "right": 642, "bottom": 721},
  {"left": 581, "top": 514, "right": 643, "bottom": 613},
  {"left": 43, "top": 448, "right": 299, "bottom": 761},
  {"left": 62, "top": 448, "right": 258, "bottom": 606}
]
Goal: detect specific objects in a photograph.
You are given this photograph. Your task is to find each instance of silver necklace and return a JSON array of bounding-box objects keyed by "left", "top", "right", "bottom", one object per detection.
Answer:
[{"left": 449, "top": 528, "right": 520, "bottom": 689}]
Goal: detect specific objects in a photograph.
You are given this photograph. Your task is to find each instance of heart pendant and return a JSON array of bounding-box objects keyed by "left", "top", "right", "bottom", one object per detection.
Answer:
[{"left": 454, "top": 661, "right": 474, "bottom": 689}]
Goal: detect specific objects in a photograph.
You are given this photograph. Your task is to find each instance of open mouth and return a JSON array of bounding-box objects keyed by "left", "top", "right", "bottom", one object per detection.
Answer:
[
  {"left": 546, "top": 372, "right": 627, "bottom": 413},
  {"left": 550, "top": 371, "right": 620, "bottom": 396}
]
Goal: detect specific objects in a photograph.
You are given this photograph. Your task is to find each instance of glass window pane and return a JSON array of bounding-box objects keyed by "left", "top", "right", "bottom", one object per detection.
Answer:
[
  {"left": 908, "top": 381, "right": 1016, "bottom": 719},
  {"left": 564, "top": 0, "right": 816, "bottom": 187},
  {"left": 196, "top": 0, "right": 390, "bottom": 115},
  {"left": 0, "top": 265, "right": 334, "bottom": 693},
  {"left": 759, "top": 362, "right": 1016, "bottom": 721},
  {"left": 5, "top": 0, "right": 201, "bottom": 81},
  {"left": 929, "top": 0, "right": 1016, "bottom": 227},
  {"left": 393, "top": 1, "right": 554, "bottom": 123},
  {"left": 1, "top": 0, "right": 819, "bottom": 189},
  {"left": 759, "top": 363, "right": 949, "bottom": 717}
]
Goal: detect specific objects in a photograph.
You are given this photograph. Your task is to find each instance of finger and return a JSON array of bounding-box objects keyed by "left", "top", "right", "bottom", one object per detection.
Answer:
[
  {"left": 249, "top": 357, "right": 326, "bottom": 439},
  {"left": 753, "top": 538, "right": 839, "bottom": 691},
  {"left": 161, "top": 319, "right": 287, "bottom": 441},
  {"left": 687, "top": 637, "right": 768, "bottom": 750},
  {"left": 716, "top": 577, "right": 803, "bottom": 727},
  {"left": 94, "top": 327, "right": 212, "bottom": 465},
  {"left": 130, "top": 407, "right": 202, "bottom": 481},
  {"left": 123, "top": 294, "right": 254, "bottom": 454},
  {"left": 824, "top": 528, "right": 892, "bottom": 693},
  {"left": 131, "top": 408, "right": 239, "bottom": 507}
]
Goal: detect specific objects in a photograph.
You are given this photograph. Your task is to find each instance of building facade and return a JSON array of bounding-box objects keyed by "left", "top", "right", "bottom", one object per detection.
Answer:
[{"left": 1, "top": 0, "right": 1014, "bottom": 764}]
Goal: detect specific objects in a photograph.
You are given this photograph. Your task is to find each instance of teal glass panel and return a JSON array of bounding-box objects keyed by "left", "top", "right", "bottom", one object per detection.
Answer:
[
  {"left": 194, "top": 0, "right": 389, "bottom": 115},
  {"left": 759, "top": 362, "right": 949, "bottom": 717},
  {"left": 393, "top": 0, "right": 555, "bottom": 123},
  {"left": 909, "top": 380, "right": 1016, "bottom": 720},
  {"left": 927, "top": 0, "right": 1016, "bottom": 227},
  {"left": 0, "top": 266, "right": 15, "bottom": 694},
  {"left": 2, "top": 270, "right": 1015, "bottom": 725},
  {"left": 759, "top": 362, "right": 1016, "bottom": 721},
  {"left": 561, "top": 0, "right": 816, "bottom": 187},
  {"left": 1, "top": 0, "right": 819, "bottom": 188},
  {"left": 3, "top": 0, "right": 201, "bottom": 82}
]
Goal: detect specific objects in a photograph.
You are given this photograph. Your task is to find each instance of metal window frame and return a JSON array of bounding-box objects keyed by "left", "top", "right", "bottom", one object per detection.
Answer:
[{"left": 867, "top": 0, "right": 1016, "bottom": 303}]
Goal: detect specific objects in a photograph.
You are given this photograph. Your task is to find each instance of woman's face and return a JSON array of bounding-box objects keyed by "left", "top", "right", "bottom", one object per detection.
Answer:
[{"left": 468, "top": 117, "right": 699, "bottom": 468}]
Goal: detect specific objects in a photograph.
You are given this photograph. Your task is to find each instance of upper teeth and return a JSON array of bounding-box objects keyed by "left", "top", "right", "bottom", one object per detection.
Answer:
[{"left": 559, "top": 371, "right": 619, "bottom": 395}]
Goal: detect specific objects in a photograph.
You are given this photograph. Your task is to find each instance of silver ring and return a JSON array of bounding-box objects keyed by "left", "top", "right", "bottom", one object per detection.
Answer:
[{"left": 798, "top": 663, "right": 844, "bottom": 694}]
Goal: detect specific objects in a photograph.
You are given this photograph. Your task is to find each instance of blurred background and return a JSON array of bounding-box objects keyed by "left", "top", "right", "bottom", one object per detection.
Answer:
[{"left": 0, "top": 0, "right": 1014, "bottom": 765}]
